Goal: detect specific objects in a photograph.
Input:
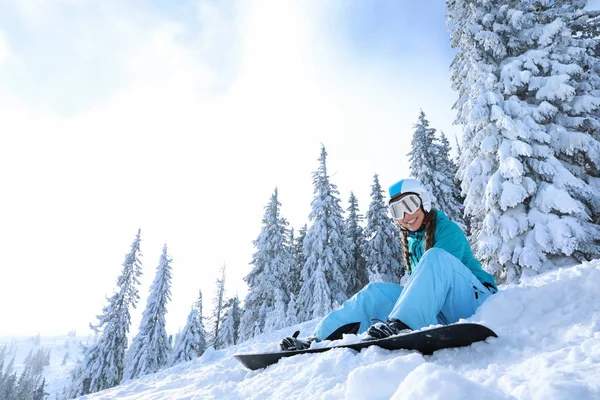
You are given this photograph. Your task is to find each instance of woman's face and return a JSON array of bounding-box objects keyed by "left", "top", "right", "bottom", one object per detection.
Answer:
[{"left": 396, "top": 207, "right": 425, "bottom": 232}]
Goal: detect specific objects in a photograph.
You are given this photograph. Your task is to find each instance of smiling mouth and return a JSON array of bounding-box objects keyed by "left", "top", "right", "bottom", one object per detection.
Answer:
[{"left": 405, "top": 217, "right": 417, "bottom": 225}]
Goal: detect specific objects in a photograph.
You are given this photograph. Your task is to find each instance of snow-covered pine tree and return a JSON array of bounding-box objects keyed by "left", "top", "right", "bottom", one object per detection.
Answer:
[
  {"left": 218, "top": 296, "right": 241, "bottom": 348},
  {"left": 239, "top": 188, "right": 294, "bottom": 340},
  {"left": 123, "top": 244, "right": 173, "bottom": 380},
  {"left": 297, "top": 145, "right": 350, "bottom": 321},
  {"left": 32, "top": 378, "right": 47, "bottom": 400},
  {"left": 434, "top": 130, "right": 466, "bottom": 229},
  {"left": 408, "top": 111, "right": 465, "bottom": 228},
  {"left": 454, "top": 133, "right": 463, "bottom": 161},
  {"left": 68, "top": 229, "right": 143, "bottom": 397},
  {"left": 291, "top": 224, "right": 307, "bottom": 295},
  {"left": 210, "top": 264, "right": 227, "bottom": 349},
  {"left": 168, "top": 290, "right": 207, "bottom": 366},
  {"left": 447, "top": 0, "right": 600, "bottom": 282},
  {"left": 345, "top": 192, "right": 368, "bottom": 296},
  {"left": 408, "top": 110, "right": 440, "bottom": 207},
  {"left": 0, "top": 357, "right": 17, "bottom": 400},
  {"left": 364, "top": 174, "right": 404, "bottom": 283},
  {"left": 16, "top": 366, "right": 39, "bottom": 400},
  {"left": 263, "top": 289, "right": 288, "bottom": 332},
  {"left": 286, "top": 228, "right": 303, "bottom": 302},
  {"left": 285, "top": 293, "right": 299, "bottom": 327}
]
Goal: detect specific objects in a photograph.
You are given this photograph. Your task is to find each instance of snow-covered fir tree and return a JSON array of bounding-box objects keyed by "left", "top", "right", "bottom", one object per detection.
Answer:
[
  {"left": 285, "top": 293, "right": 299, "bottom": 326},
  {"left": 218, "top": 296, "right": 241, "bottom": 348},
  {"left": 345, "top": 192, "right": 369, "bottom": 296},
  {"left": 123, "top": 244, "right": 173, "bottom": 380},
  {"left": 0, "top": 357, "right": 18, "bottom": 400},
  {"left": 435, "top": 130, "right": 466, "bottom": 228},
  {"left": 291, "top": 224, "right": 307, "bottom": 296},
  {"left": 69, "top": 229, "right": 143, "bottom": 397},
  {"left": 239, "top": 188, "right": 294, "bottom": 340},
  {"left": 297, "top": 145, "right": 350, "bottom": 321},
  {"left": 408, "top": 110, "right": 465, "bottom": 228},
  {"left": 364, "top": 174, "right": 405, "bottom": 282},
  {"left": 210, "top": 264, "right": 227, "bottom": 349},
  {"left": 408, "top": 110, "right": 439, "bottom": 205},
  {"left": 169, "top": 290, "right": 207, "bottom": 366},
  {"left": 447, "top": 0, "right": 600, "bottom": 282},
  {"left": 263, "top": 289, "right": 288, "bottom": 332},
  {"left": 0, "top": 347, "right": 48, "bottom": 400},
  {"left": 286, "top": 228, "right": 303, "bottom": 301},
  {"left": 454, "top": 133, "right": 463, "bottom": 161}
]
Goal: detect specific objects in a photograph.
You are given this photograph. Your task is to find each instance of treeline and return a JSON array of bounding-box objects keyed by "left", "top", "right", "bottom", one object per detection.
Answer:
[
  {"left": 0, "top": 346, "right": 49, "bottom": 400},
  {"left": 66, "top": 233, "right": 239, "bottom": 398}
]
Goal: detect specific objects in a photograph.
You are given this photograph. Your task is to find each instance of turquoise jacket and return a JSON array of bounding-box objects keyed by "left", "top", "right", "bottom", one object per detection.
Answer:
[{"left": 407, "top": 209, "right": 497, "bottom": 290}]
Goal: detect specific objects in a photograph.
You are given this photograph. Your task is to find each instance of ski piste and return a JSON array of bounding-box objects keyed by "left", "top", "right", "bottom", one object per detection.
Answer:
[{"left": 235, "top": 323, "right": 497, "bottom": 370}]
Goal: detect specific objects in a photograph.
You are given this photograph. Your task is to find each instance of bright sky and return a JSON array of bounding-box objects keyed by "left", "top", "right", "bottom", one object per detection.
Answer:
[{"left": 0, "top": 0, "right": 462, "bottom": 337}]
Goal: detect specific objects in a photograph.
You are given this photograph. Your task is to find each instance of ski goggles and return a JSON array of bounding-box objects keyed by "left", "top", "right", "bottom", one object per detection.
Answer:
[{"left": 389, "top": 194, "right": 422, "bottom": 220}]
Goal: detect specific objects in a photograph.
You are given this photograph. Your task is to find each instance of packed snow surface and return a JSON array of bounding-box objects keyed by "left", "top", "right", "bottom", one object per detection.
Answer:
[{"left": 72, "top": 260, "right": 600, "bottom": 400}]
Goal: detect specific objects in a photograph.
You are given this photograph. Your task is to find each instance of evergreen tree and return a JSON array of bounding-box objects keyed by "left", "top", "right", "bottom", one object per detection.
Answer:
[
  {"left": 297, "top": 145, "right": 350, "bottom": 321},
  {"left": 32, "top": 378, "right": 47, "bottom": 400},
  {"left": 169, "top": 290, "right": 207, "bottom": 366},
  {"left": 345, "top": 192, "right": 368, "bottom": 296},
  {"left": 286, "top": 228, "right": 303, "bottom": 300},
  {"left": 291, "top": 224, "right": 307, "bottom": 297},
  {"left": 239, "top": 188, "right": 294, "bottom": 340},
  {"left": 435, "top": 130, "right": 466, "bottom": 228},
  {"left": 263, "top": 289, "right": 288, "bottom": 332},
  {"left": 68, "top": 229, "right": 143, "bottom": 397},
  {"left": 454, "top": 133, "right": 463, "bottom": 162},
  {"left": 364, "top": 174, "right": 405, "bottom": 282},
  {"left": 210, "top": 264, "right": 227, "bottom": 349},
  {"left": 447, "top": 0, "right": 600, "bottom": 282},
  {"left": 408, "top": 110, "right": 439, "bottom": 204},
  {"left": 218, "top": 295, "right": 241, "bottom": 348},
  {"left": 123, "top": 244, "right": 173, "bottom": 380},
  {"left": 0, "top": 357, "right": 17, "bottom": 400},
  {"left": 17, "top": 366, "right": 38, "bottom": 400},
  {"left": 408, "top": 111, "right": 465, "bottom": 228},
  {"left": 285, "top": 293, "right": 299, "bottom": 327},
  {"left": 31, "top": 378, "right": 50, "bottom": 400}
]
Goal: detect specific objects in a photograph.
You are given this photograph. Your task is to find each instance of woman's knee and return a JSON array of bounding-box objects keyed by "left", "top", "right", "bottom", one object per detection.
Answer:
[
  {"left": 415, "top": 248, "right": 445, "bottom": 271},
  {"left": 421, "top": 247, "right": 449, "bottom": 261},
  {"left": 353, "top": 281, "right": 402, "bottom": 301}
]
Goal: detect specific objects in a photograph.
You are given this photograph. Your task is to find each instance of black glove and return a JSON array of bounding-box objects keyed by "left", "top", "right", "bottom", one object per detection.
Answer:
[
  {"left": 279, "top": 331, "right": 315, "bottom": 351},
  {"left": 367, "top": 319, "right": 411, "bottom": 339}
]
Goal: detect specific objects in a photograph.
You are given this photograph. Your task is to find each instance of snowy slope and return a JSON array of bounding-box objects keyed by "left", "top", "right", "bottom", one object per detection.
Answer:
[{"left": 73, "top": 260, "right": 600, "bottom": 399}]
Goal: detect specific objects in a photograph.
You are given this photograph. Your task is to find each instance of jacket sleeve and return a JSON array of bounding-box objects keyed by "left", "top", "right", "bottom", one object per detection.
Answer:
[{"left": 433, "top": 219, "right": 467, "bottom": 262}]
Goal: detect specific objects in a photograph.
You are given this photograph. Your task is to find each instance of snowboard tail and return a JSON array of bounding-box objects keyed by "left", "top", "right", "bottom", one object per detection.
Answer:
[{"left": 234, "top": 323, "right": 497, "bottom": 371}]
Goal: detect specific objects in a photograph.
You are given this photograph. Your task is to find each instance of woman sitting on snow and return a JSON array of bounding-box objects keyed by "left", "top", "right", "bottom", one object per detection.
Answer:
[{"left": 280, "top": 178, "right": 498, "bottom": 350}]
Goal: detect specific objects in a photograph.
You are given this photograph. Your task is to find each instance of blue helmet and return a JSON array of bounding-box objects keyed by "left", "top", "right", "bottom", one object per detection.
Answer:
[{"left": 388, "top": 178, "right": 432, "bottom": 212}]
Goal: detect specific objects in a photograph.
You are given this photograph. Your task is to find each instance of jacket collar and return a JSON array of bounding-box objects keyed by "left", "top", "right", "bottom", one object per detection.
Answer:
[{"left": 407, "top": 229, "right": 425, "bottom": 240}]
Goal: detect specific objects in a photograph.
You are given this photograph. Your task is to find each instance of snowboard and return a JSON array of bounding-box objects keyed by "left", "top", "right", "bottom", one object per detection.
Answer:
[{"left": 234, "top": 323, "right": 497, "bottom": 371}]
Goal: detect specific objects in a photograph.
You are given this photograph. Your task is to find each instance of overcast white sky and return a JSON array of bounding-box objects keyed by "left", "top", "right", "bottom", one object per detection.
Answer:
[{"left": 2, "top": 0, "right": 578, "bottom": 337}]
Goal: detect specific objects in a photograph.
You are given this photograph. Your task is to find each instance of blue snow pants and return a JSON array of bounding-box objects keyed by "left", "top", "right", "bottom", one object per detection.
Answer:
[{"left": 314, "top": 248, "right": 496, "bottom": 340}]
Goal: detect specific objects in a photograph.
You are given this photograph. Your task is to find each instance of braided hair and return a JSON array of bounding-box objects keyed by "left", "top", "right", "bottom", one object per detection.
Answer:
[{"left": 399, "top": 209, "right": 437, "bottom": 273}]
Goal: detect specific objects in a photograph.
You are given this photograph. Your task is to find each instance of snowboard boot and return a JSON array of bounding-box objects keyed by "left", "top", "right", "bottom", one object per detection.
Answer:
[
  {"left": 279, "top": 331, "right": 317, "bottom": 351},
  {"left": 367, "top": 319, "right": 412, "bottom": 339}
]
